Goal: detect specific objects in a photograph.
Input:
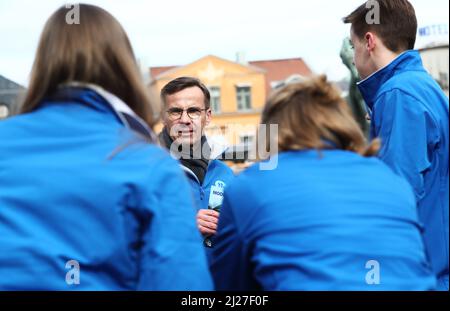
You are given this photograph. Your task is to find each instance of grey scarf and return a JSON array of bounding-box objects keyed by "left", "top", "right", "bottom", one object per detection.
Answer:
[{"left": 159, "top": 127, "right": 211, "bottom": 185}]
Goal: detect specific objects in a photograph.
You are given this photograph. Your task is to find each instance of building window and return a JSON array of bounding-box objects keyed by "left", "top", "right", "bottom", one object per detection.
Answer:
[
  {"left": 236, "top": 86, "right": 252, "bottom": 111},
  {"left": 209, "top": 86, "right": 221, "bottom": 113}
]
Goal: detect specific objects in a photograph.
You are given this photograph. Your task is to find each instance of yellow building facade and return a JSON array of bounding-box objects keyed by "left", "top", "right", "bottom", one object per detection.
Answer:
[{"left": 151, "top": 55, "right": 266, "bottom": 147}]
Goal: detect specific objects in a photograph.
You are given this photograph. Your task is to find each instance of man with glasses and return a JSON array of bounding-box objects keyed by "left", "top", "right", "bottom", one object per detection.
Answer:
[{"left": 159, "top": 77, "right": 234, "bottom": 260}]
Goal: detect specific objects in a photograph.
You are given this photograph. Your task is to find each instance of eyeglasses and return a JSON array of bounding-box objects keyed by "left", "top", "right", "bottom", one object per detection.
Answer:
[{"left": 166, "top": 107, "right": 208, "bottom": 120}]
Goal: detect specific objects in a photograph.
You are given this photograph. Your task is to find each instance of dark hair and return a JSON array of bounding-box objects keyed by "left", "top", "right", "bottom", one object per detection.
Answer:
[
  {"left": 160, "top": 77, "right": 211, "bottom": 109},
  {"left": 343, "top": 0, "right": 417, "bottom": 52},
  {"left": 21, "top": 4, "right": 155, "bottom": 127},
  {"left": 261, "top": 75, "right": 380, "bottom": 157}
]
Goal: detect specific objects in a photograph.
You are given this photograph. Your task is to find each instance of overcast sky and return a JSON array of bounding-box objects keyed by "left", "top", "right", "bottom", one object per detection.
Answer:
[{"left": 0, "top": 0, "right": 448, "bottom": 86}]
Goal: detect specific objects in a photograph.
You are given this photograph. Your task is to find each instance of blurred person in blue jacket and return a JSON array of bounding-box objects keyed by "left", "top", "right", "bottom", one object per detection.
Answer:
[
  {"left": 210, "top": 76, "right": 436, "bottom": 290},
  {"left": 0, "top": 4, "right": 212, "bottom": 290},
  {"left": 344, "top": 0, "right": 449, "bottom": 290},
  {"left": 158, "top": 77, "right": 234, "bottom": 260}
]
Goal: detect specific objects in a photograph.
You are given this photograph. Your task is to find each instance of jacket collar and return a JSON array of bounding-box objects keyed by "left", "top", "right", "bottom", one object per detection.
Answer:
[
  {"left": 158, "top": 128, "right": 229, "bottom": 185},
  {"left": 55, "top": 82, "right": 156, "bottom": 141},
  {"left": 357, "top": 50, "right": 425, "bottom": 112}
]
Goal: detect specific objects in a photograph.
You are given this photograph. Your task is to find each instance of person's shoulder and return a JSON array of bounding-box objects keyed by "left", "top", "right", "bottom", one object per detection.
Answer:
[
  {"left": 0, "top": 115, "right": 15, "bottom": 133},
  {"left": 374, "top": 82, "right": 430, "bottom": 116},
  {"left": 364, "top": 155, "right": 416, "bottom": 194},
  {"left": 226, "top": 160, "right": 271, "bottom": 193},
  {"left": 209, "top": 159, "right": 235, "bottom": 178},
  {"left": 379, "top": 75, "right": 415, "bottom": 96},
  {"left": 0, "top": 112, "right": 40, "bottom": 140},
  {"left": 0, "top": 112, "right": 30, "bottom": 127},
  {"left": 112, "top": 140, "right": 180, "bottom": 174},
  {"left": 378, "top": 69, "right": 440, "bottom": 106},
  {"left": 118, "top": 142, "right": 191, "bottom": 199}
]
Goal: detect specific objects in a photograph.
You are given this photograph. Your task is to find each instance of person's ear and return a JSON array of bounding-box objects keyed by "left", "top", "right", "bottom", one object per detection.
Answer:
[
  {"left": 205, "top": 108, "right": 212, "bottom": 126},
  {"left": 161, "top": 103, "right": 169, "bottom": 126},
  {"left": 162, "top": 113, "right": 168, "bottom": 127},
  {"left": 365, "top": 32, "right": 376, "bottom": 53}
]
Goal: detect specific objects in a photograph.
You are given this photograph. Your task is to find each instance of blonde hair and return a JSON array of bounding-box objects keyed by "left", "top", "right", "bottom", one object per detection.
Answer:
[
  {"left": 22, "top": 4, "right": 155, "bottom": 128},
  {"left": 261, "top": 75, "right": 379, "bottom": 157}
]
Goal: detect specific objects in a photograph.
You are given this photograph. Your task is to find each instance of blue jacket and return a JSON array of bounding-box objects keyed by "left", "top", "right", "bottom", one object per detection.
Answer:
[
  {"left": 358, "top": 50, "right": 449, "bottom": 290},
  {"left": 182, "top": 159, "right": 234, "bottom": 212},
  {"left": 210, "top": 150, "right": 436, "bottom": 290},
  {"left": 180, "top": 156, "right": 235, "bottom": 261},
  {"left": 0, "top": 86, "right": 213, "bottom": 290}
]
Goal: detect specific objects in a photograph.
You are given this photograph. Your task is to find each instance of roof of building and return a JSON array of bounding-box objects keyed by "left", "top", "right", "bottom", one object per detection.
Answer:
[
  {"left": 150, "top": 66, "right": 178, "bottom": 79},
  {"left": 418, "top": 43, "right": 450, "bottom": 52},
  {"left": 0, "top": 75, "right": 26, "bottom": 110},
  {"left": 249, "top": 58, "right": 313, "bottom": 95},
  {"left": 149, "top": 56, "right": 314, "bottom": 95},
  {"left": 150, "top": 55, "right": 267, "bottom": 81},
  {"left": 0, "top": 74, "right": 25, "bottom": 90}
]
